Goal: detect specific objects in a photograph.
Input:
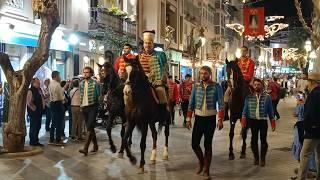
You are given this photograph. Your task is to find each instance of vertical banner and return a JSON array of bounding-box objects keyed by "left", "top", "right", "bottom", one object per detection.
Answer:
[
  {"left": 273, "top": 48, "right": 283, "bottom": 61},
  {"left": 243, "top": 7, "right": 265, "bottom": 36}
]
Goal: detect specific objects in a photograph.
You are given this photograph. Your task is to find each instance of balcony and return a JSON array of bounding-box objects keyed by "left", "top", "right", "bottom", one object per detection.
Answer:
[{"left": 89, "top": 7, "right": 137, "bottom": 38}]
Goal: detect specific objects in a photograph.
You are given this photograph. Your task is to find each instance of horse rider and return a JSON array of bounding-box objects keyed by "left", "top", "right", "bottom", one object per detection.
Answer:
[
  {"left": 114, "top": 43, "right": 136, "bottom": 82},
  {"left": 137, "top": 30, "right": 169, "bottom": 121},
  {"left": 237, "top": 46, "right": 255, "bottom": 92}
]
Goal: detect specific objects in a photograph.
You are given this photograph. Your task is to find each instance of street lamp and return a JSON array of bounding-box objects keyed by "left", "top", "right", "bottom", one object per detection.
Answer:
[
  {"left": 68, "top": 33, "right": 79, "bottom": 45},
  {"left": 305, "top": 40, "right": 312, "bottom": 53}
]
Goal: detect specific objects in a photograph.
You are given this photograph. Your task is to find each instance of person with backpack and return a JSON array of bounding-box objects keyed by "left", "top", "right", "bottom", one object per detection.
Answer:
[{"left": 70, "top": 79, "right": 84, "bottom": 141}]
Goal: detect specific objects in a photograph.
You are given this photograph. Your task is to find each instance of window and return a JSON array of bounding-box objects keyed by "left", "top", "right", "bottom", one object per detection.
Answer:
[
  {"left": 57, "top": 0, "right": 68, "bottom": 25},
  {"left": 5, "top": 0, "right": 23, "bottom": 9},
  {"left": 214, "top": 13, "right": 220, "bottom": 25},
  {"left": 215, "top": 26, "right": 220, "bottom": 34}
]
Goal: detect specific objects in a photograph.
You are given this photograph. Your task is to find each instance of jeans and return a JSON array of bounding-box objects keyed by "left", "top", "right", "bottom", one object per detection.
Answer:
[
  {"left": 82, "top": 104, "right": 98, "bottom": 131},
  {"left": 299, "top": 139, "right": 320, "bottom": 180},
  {"left": 272, "top": 99, "right": 280, "bottom": 119},
  {"left": 29, "top": 113, "right": 42, "bottom": 145},
  {"left": 50, "top": 101, "right": 64, "bottom": 142},
  {"left": 192, "top": 115, "right": 216, "bottom": 152},
  {"left": 249, "top": 119, "right": 268, "bottom": 161},
  {"left": 45, "top": 106, "right": 51, "bottom": 131}
]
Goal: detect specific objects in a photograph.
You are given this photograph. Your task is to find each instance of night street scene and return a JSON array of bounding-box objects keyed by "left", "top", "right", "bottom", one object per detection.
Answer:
[{"left": 1, "top": 0, "right": 320, "bottom": 179}]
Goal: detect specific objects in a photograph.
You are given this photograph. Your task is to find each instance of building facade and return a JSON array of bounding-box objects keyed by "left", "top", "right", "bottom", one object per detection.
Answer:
[{"left": 0, "top": 0, "right": 97, "bottom": 83}]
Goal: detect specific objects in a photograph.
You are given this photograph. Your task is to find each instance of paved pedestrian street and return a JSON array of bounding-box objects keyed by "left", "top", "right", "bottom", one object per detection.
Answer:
[{"left": 0, "top": 97, "right": 305, "bottom": 180}]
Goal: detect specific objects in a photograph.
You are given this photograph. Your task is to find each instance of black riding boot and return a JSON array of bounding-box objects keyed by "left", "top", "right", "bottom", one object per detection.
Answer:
[{"left": 260, "top": 143, "right": 268, "bottom": 167}]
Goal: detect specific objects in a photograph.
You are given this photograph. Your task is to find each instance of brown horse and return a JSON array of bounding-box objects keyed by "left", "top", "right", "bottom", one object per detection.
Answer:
[
  {"left": 226, "top": 59, "right": 250, "bottom": 160},
  {"left": 120, "top": 57, "right": 170, "bottom": 173}
]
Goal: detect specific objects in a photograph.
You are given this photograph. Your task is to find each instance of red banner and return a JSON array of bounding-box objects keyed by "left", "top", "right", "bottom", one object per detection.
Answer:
[
  {"left": 243, "top": 7, "right": 265, "bottom": 37},
  {"left": 273, "top": 48, "right": 283, "bottom": 61}
]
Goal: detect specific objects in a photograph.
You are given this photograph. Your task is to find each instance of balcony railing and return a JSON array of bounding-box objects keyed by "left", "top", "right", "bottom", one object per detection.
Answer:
[{"left": 89, "top": 7, "right": 136, "bottom": 38}]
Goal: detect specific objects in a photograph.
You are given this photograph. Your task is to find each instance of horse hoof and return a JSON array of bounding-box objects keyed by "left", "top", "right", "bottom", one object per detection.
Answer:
[
  {"left": 110, "top": 145, "right": 117, "bottom": 153},
  {"left": 162, "top": 155, "right": 168, "bottom": 160},
  {"left": 229, "top": 153, "right": 235, "bottom": 160},
  {"left": 150, "top": 149, "right": 157, "bottom": 161},
  {"left": 129, "top": 156, "right": 137, "bottom": 165},
  {"left": 162, "top": 147, "right": 168, "bottom": 160},
  {"left": 137, "top": 167, "right": 145, "bottom": 174},
  {"left": 118, "top": 152, "right": 124, "bottom": 159},
  {"left": 150, "top": 160, "right": 156, "bottom": 164}
]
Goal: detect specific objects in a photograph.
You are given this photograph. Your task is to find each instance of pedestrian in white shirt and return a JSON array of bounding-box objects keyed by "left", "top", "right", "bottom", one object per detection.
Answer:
[{"left": 48, "top": 71, "right": 66, "bottom": 146}]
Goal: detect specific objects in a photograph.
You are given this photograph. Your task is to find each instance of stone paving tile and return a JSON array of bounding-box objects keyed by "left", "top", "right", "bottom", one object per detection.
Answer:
[{"left": 0, "top": 97, "right": 310, "bottom": 180}]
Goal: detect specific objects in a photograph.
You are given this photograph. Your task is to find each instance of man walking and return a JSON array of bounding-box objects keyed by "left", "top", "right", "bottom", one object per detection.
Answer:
[
  {"left": 298, "top": 72, "right": 320, "bottom": 180},
  {"left": 241, "top": 78, "right": 276, "bottom": 167},
  {"left": 268, "top": 77, "right": 280, "bottom": 120},
  {"left": 167, "top": 75, "right": 179, "bottom": 125},
  {"left": 49, "top": 71, "right": 65, "bottom": 145},
  {"left": 27, "top": 78, "right": 45, "bottom": 146},
  {"left": 79, "top": 67, "right": 101, "bottom": 156},
  {"left": 186, "top": 66, "right": 224, "bottom": 179},
  {"left": 180, "top": 74, "right": 193, "bottom": 126}
]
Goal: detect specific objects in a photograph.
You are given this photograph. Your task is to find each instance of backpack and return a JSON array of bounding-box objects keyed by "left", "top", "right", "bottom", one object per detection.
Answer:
[{"left": 63, "top": 92, "right": 71, "bottom": 111}]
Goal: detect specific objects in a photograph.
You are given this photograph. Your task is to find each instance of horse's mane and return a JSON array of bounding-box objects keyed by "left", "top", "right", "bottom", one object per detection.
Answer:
[{"left": 125, "top": 57, "right": 151, "bottom": 101}]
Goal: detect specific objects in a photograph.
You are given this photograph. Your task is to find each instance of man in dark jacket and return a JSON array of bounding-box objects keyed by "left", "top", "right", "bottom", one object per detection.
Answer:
[
  {"left": 298, "top": 72, "right": 320, "bottom": 180},
  {"left": 27, "top": 78, "right": 45, "bottom": 146}
]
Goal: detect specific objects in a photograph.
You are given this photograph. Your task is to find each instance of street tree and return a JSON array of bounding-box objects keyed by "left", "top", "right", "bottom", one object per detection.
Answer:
[{"left": 0, "top": 0, "right": 60, "bottom": 152}]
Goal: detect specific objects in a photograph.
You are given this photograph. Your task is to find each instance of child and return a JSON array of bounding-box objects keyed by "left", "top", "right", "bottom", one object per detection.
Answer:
[{"left": 292, "top": 92, "right": 316, "bottom": 179}]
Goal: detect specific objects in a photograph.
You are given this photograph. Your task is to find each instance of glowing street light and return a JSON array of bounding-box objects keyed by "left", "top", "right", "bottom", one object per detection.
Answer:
[
  {"left": 305, "top": 40, "right": 312, "bottom": 53},
  {"left": 68, "top": 33, "right": 79, "bottom": 45}
]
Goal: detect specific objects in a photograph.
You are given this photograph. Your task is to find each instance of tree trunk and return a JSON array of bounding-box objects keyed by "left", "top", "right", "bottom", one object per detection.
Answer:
[
  {"left": 0, "top": 0, "right": 59, "bottom": 153},
  {"left": 3, "top": 89, "right": 28, "bottom": 152},
  {"left": 314, "top": 48, "right": 320, "bottom": 72}
]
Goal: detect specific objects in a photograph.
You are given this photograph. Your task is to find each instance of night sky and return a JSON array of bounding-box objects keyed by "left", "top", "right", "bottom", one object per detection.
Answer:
[{"left": 254, "top": 0, "right": 313, "bottom": 17}]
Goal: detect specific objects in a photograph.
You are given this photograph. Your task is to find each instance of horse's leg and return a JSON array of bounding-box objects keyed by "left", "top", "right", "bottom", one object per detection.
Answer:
[
  {"left": 162, "top": 122, "right": 169, "bottom": 160},
  {"left": 106, "top": 114, "right": 116, "bottom": 153},
  {"left": 138, "top": 124, "right": 148, "bottom": 174},
  {"left": 149, "top": 122, "right": 157, "bottom": 164},
  {"left": 240, "top": 123, "right": 249, "bottom": 159},
  {"left": 118, "top": 114, "right": 126, "bottom": 158},
  {"left": 124, "top": 121, "right": 137, "bottom": 165},
  {"left": 229, "top": 118, "right": 236, "bottom": 160}
]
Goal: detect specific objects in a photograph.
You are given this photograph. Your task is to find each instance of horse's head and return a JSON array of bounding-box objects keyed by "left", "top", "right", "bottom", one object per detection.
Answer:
[
  {"left": 98, "top": 61, "right": 119, "bottom": 91},
  {"left": 225, "top": 58, "right": 243, "bottom": 89},
  {"left": 124, "top": 55, "right": 144, "bottom": 84},
  {"left": 123, "top": 55, "right": 149, "bottom": 104},
  {"left": 98, "top": 62, "right": 113, "bottom": 80}
]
